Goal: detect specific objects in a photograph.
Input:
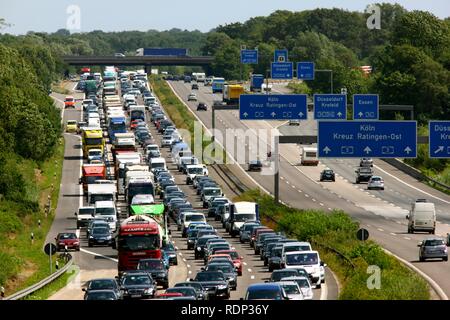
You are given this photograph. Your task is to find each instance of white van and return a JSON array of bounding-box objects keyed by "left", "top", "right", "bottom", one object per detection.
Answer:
[
  {"left": 407, "top": 199, "right": 436, "bottom": 234},
  {"left": 185, "top": 164, "right": 208, "bottom": 184},
  {"left": 149, "top": 157, "right": 167, "bottom": 172},
  {"left": 227, "top": 202, "right": 259, "bottom": 236},
  {"left": 301, "top": 147, "right": 319, "bottom": 166},
  {"left": 284, "top": 250, "right": 326, "bottom": 288},
  {"left": 94, "top": 200, "right": 117, "bottom": 232},
  {"left": 181, "top": 212, "right": 206, "bottom": 233},
  {"left": 281, "top": 242, "right": 312, "bottom": 265}
]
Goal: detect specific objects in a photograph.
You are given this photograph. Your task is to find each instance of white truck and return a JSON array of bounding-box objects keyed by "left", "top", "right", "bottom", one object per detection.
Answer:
[
  {"left": 87, "top": 184, "right": 117, "bottom": 206},
  {"left": 407, "top": 199, "right": 436, "bottom": 234},
  {"left": 226, "top": 202, "right": 259, "bottom": 237},
  {"left": 301, "top": 147, "right": 319, "bottom": 166},
  {"left": 185, "top": 164, "right": 208, "bottom": 185},
  {"left": 75, "top": 206, "right": 95, "bottom": 229}
]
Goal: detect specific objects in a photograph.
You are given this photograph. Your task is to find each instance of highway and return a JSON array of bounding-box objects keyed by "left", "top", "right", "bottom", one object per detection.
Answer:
[{"left": 167, "top": 79, "right": 450, "bottom": 298}]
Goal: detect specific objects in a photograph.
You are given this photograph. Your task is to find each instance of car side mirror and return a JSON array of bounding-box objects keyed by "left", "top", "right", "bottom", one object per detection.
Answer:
[
  {"left": 74, "top": 212, "right": 77, "bottom": 216},
  {"left": 79, "top": 178, "right": 82, "bottom": 184},
  {"left": 406, "top": 215, "right": 409, "bottom": 220}
]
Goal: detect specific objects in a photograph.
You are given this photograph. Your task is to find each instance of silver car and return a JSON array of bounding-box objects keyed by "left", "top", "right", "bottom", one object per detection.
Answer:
[
  {"left": 360, "top": 158, "right": 373, "bottom": 167},
  {"left": 367, "top": 176, "right": 384, "bottom": 190},
  {"left": 419, "top": 238, "right": 448, "bottom": 262}
]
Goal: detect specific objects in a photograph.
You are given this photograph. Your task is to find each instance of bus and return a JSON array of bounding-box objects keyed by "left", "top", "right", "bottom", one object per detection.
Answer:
[
  {"left": 212, "top": 77, "right": 225, "bottom": 93},
  {"left": 115, "top": 215, "right": 164, "bottom": 274}
]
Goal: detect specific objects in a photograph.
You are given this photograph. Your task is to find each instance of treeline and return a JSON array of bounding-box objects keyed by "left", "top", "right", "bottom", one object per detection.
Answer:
[{"left": 207, "top": 4, "right": 450, "bottom": 121}]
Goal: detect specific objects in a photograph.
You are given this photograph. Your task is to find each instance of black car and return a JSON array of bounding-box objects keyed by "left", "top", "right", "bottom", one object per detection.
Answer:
[
  {"left": 192, "top": 83, "right": 199, "bottom": 90},
  {"left": 270, "top": 269, "right": 302, "bottom": 282},
  {"left": 195, "top": 235, "right": 219, "bottom": 259},
  {"left": 248, "top": 160, "right": 262, "bottom": 172},
  {"left": 204, "top": 263, "right": 237, "bottom": 290},
  {"left": 119, "top": 271, "right": 157, "bottom": 299},
  {"left": 267, "top": 246, "right": 283, "bottom": 272},
  {"left": 84, "top": 290, "right": 120, "bottom": 300},
  {"left": 83, "top": 278, "right": 122, "bottom": 299},
  {"left": 88, "top": 226, "right": 113, "bottom": 247},
  {"left": 174, "top": 281, "right": 208, "bottom": 300},
  {"left": 137, "top": 259, "right": 169, "bottom": 289},
  {"left": 162, "top": 241, "right": 178, "bottom": 265},
  {"left": 197, "top": 103, "right": 208, "bottom": 111},
  {"left": 320, "top": 169, "right": 335, "bottom": 182},
  {"left": 192, "top": 271, "right": 230, "bottom": 299}
]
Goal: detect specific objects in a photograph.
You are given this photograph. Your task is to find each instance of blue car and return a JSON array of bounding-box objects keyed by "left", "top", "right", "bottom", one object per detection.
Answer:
[
  {"left": 161, "top": 250, "right": 171, "bottom": 269},
  {"left": 243, "top": 283, "right": 290, "bottom": 300}
]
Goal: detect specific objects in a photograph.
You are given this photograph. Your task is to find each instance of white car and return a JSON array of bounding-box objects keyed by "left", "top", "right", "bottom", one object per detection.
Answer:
[
  {"left": 281, "top": 276, "right": 313, "bottom": 300},
  {"left": 367, "top": 176, "right": 384, "bottom": 190},
  {"left": 187, "top": 93, "right": 197, "bottom": 101},
  {"left": 288, "top": 120, "right": 300, "bottom": 126},
  {"left": 279, "top": 281, "right": 304, "bottom": 300}
]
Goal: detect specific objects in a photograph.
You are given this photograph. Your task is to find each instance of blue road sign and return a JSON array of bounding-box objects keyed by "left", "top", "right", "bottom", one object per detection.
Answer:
[
  {"left": 314, "top": 94, "right": 347, "bottom": 120},
  {"left": 241, "top": 49, "right": 258, "bottom": 64},
  {"left": 271, "top": 62, "right": 293, "bottom": 79},
  {"left": 318, "top": 121, "right": 417, "bottom": 158},
  {"left": 297, "top": 62, "right": 315, "bottom": 80},
  {"left": 274, "top": 49, "right": 288, "bottom": 62},
  {"left": 429, "top": 121, "right": 450, "bottom": 159},
  {"left": 239, "top": 94, "right": 307, "bottom": 120},
  {"left": 353, "top": 94, "right": 379, "bottom": 120}
]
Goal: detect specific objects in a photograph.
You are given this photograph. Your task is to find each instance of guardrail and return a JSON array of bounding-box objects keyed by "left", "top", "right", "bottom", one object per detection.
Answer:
[
  {"left": 382, "top": 158, "right": 450, "bottom": 192},
  {"left": 3, "top": 254, "right": 73, "bottom": 300}
]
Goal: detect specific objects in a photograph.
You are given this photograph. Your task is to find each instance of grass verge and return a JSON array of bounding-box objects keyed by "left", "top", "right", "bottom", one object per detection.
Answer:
[
  {"left": 0, "top": 137, "right": 65, "bottom": 296},
  {"left": 234, "top": 189, "right": 430, "bottom": 300},
  {"left": 51, "top": 81, "right": 70, "bottom": 95}
]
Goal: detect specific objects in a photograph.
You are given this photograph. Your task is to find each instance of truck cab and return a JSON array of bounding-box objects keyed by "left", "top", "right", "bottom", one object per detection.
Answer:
[
  {"left": 185, "top": 164, "right": 208, "bottom": 184},
  {"left": 81, "top": 164, "right": 106, "bottom": 193}
]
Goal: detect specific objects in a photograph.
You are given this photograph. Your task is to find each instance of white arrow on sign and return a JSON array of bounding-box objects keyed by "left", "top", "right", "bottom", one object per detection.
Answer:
[
  {"left": 404, "top": 147, "right": 412, "bottom": 154},
  {"left": 364, "top": 147, "right": 372, "bottom": 154},
  {"left": 337, "top": 112, "right": 342, "bottom": 117},
  {"left": 243, "top": 112, "right": 248, "bottom": 118},
  {"left": 271, "top": 112, "right": 276, "bottom": 117},
  {"left": 323, "top": 146, "right": 331, "bottom": 154},
  {"left": 358, "top": 112, "right": 363, "bottom": 117},
  {"left": 298, "top": 112, "right": 304, "bottom": 117},
  {"left": 434, "top": 146, "right": 444, "bottom": 154}
]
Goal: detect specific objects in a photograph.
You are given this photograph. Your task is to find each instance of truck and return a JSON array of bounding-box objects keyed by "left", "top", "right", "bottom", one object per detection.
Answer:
[
  {"left": 250, "top": 74, "right": 264, "bottom": 92},
  {"left": 223, "top": 84, "right": 244, "bottom": 105},
  {"left": 407, "top": 199, "right": 436, "bottom": 234},
  {"left": 212, "top": 77, "right": 225, "bottom": 93},
  {"left": 227, "top": 202, "right": 259, "bottom": 237},
  {"left": 135, "top": 48, "right": 188, "bottom": 56},
  {"left": 87, "top": 183, "right": 117, "bottom": 206},
  {"left": 301, "top": 147, "right": 319, "bottom": 166},
  {"left": 107, "top": 116, "right": 127, "bottom": 141},
  {"left": 192, "top": 72, "right": 206, "bottom": 82},
  {"left": 126, "top": 177, "right": 155, "bottom": 205},
  {"left": 80, "top": 164, "right": 106, "bottom": 193},
  {"left": 103, "top": 81, "right": 117, "bottom": 96},
  {"left": 85, "top": 80, "right": 98, "bottom": 95},
  {"left": 82, "top": 128, "right": 104, "bottom": 158},
  {"left": 115, "top": 215, "right": 166, "bottom": 274},
  {"left": 129, "top": 105, "right": 146, "bottom": 122}
]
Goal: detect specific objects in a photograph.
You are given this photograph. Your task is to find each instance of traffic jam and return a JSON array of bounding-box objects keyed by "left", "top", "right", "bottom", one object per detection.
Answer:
[{"left": 63, "top": 67, "right": 327, "bottom": 300}]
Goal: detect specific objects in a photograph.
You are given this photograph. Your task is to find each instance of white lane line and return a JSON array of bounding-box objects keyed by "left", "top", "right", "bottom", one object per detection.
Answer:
[
  {"left": 186, "top": 278, "right": 190, "bottom": 281},
  {"left": 247, "top": 268, "right": 252, "bottom": 273},
  {"left": 179, "top": 252, "right": 183, "bottom": 256},
  {"left": 374, "top": 164, "right": 450, "bottom": 205},
  {"left": 280, "top": 176, "right": 285, "bottom": 180},
  {"left": 292, "top": 185, "right": 296, "bottom": 189},
  {"left": 187, "top": 264, "right": 191, "bottom": 268},
  {"left": 183, "top": 258, "right": 187, "bottom": 262},
  {"left": 367, "top": 224, "right": 372, "bottom": 227},
  {"left": 80, "top": 248, "right": 118, "bottom": 262},
  {"left": 312, "top": 198, "right": 317, "bottom": 202},
  {"left": 404, "top": 237, "right": 411, "bottom": 240},
  {"left": 305, "top": 194, "right": 310, "bottom": 198},
  {"left": 390, "top": 232, "right": 396, "bottom": 236},
  {"left": 320, "top": 203, "right": 324, "bottom": 206},
  {"left": 328, "top": 208, "right": 332, "bottom": 211},
  {"left": 377, "top": 228, "right": 384, "bottom": 232},
  {"left": 250, "top": 275, "right": 255, "bottom": 280},
  {"left": 286, "top": 180, "right": 290, "bottom": 185},
  {"left": 319, "top": 282, "right": 328, "bottom": 301},
  {"left": 175, "top": 246, "right": 179, "bottom": 250},
  {"left": 298, "top": 190, "right": 302, "bottom": 193},
  {"left": 243, "top": 262, "right": 247, "bottom": 266},
  {"left": 188, "top": 270, "right": 192, "bottom": 274}
]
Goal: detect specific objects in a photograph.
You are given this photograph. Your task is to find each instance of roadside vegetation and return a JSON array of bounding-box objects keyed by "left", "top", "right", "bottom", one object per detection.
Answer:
[{"left": 234, "top": 189, "right": 430, "bottom": 300}]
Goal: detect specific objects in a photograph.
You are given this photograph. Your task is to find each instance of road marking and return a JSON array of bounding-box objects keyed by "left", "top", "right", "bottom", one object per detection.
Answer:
[
  {"left": 183, "top": 258, "right": 186, "bottom": 262},
  {"left": 175, "top": 246, "right": 179, "bottom": 250},
  {"left": 390, "top": 232, "right": 396, "bottom": 236},
  {"left": 186, "top": 278, "right": 190, "bottom": 281},
  {"left": 292, "top": 185, "right": 296, "bottom": 189},
  {"left": 80, "top": 248, "right": 118, "bottom": 262},
  {"left": 187, "top": 264, "right": 191, "bottom": 268},
  {"left": 305, "top": 194, "right": 310, "bottom": 198},
  {"left": 328, "top": 208, "right": 332, "bottom": 211},
  {"left": 377, "top": 228, "right": 384, "bottom": 232},
  {"left": 247, "top": 268, "right": 252, "bottom": 273},
  {"left": 319, "top": 282, "right": 328, "bottom": 301},
  {"left": 312, "top": 198, "right": 317, "bottom": 202},
  {"left": 298, "top": 190, "right": 302, "bottom": 193},
  {"left": 280, "top": 176, "right": 285, "bottom": 180},
  {"left": 404, "top": 237, "right": 411, "bottom": 240},
  {"left": 179, "top": 252, "right": 183, "bottom": 256},
  {"left": 188, "top": 270, "right": 192, "bottom": 274},
  {"left": 320, "top": 203, "right": 324, "bottom": 206},
  {"left": 243, "top": 262, "right": 247, "bottom": 266},
  {"left": 250, "top": 275, "right": 255, "bottom": 280}
]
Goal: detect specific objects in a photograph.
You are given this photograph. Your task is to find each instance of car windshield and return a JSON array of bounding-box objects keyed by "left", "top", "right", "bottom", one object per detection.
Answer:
[
  {"left": 235, "top": 214, "right": 256, "bottom": 222},
  {"left": 96, "top": 207, "right": 115, "bottom": 215},
  {"left": 247, "top": 289, "right": 282, "bottom": 300},
  {"left": 90, "top": 194, "right": 114, "bottom": 204},
  {"left": 186, "top": 215, "right": 204, "bottom": 222},
  {"left": 92, "top": 228, "right": 109, "bottom": 235},
  {"left": 79, "top": 208, "right": 95, "bottom": 215},
  {"left": 123, "top": 275, "right": 151, "bottom": 285},
  {"left": 88, "top": 280, "right": 115, "bottom": 290},
  {"left": 244, "top": 224, "right": 258, "bottom": 231},
  {"left": 67, "top": 121, "right": 77, "bottom": 125},
  {"left": 424, "top": 240, "right": 445, "bottom": 246},
  {"left": 282, "top": 284, "right": 300, "bottom": 294},
  {"left": 289, "top": 278, "right": 310, "bottom": 288},
  {"left": 271, "top": 248, "right": 282, "bottom": 257},
  {"left": 207, "top": 264, "right": 233, "bottom": 273},
  {"left": 272, "top": 271, "right": 298, "bottom": 281},
  {"left": 138, "top": 260, "right": 164, "bottom": 270},
  {"left": 324, "top": 170, "right": 333, "bottom": 174},
  {"left": 85, "top": 138, "right": 103, "bottom": 145},
  {"left": 204, "top": 189, "right": 221, "bottom": 196},
  {"left": 371, "top": 177, "right": 382, "bottom": 181},
  {"left": 197, "top": 237, "right": 217, "bottom": 245},
  {"left": 224, "top": 251, "right": 239, "bottom": 260},
  {"left": 285, "top": 245, "right": 310, "bottom": 252},
  {"left": 58, "top": 233, "right": 77, "bottom": 240},
  {"left": 86, "top": 291, "right": 116, "bottom": 300},
  {"left": 188, "top": 167, "right": 204, "bottom": 174},
  {"left": 118, "top": 235, "right": 159, "bottom": 251},
  {"left": 286, "top": 253, "right": 318, "bottom": 266},
  {"left": 195, "top": 272, "right": 224, "bottom": 281}
]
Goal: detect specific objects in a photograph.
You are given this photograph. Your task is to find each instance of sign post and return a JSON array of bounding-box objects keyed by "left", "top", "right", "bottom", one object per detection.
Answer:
[
  {"left": 318, "top": 121, "right": 417, "bottom": 158},
  {"left": 44, "top": 243, "right": 57, "bottom": 274},
  {"left": 271, "top": 62, "right": 293, "bottom": 80},
  {"left": 240, "top": 49, "right": 258, "bottom": 64},
  {"left": 297, "top": 62, "right": 315, "bottom": 80},
  {"left": 429, "top": 121, "right": 450, "bottom": 158},
  {"left": 274, "top": 49, "right": 288, "bottom": 63}
]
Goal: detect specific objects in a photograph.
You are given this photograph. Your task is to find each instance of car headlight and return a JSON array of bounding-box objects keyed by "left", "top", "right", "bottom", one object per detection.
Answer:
[
  {"left": 59, "top": 242, "right": 65, "bottom": 245},
  {"left": 89, "top": 236, "right": 93, "bottom": 239},
  {"left": 73, "top": 242, "right": 79, "bottom": 245},
  {"left": 217, "top": 284, "right": 227, "bottom": 289},
  {"left": 197, "top": 247, "right": 201, "bottom": 251},
  {"left": 106, "top": 235, "right": 112, "bottom": 240},
  {"left": 144, "top": 288, "right": 153, "bottom": 294}
]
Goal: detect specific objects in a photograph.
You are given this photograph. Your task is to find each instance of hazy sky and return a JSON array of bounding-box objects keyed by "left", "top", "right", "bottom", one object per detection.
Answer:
[{"left": 1, "top": 0, "right": 449, "bottom": 35}]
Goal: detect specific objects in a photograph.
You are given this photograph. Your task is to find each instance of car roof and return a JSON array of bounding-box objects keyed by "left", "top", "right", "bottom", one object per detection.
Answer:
[{"left": 248, "top": 283, "right": 282, "bottom": 290}]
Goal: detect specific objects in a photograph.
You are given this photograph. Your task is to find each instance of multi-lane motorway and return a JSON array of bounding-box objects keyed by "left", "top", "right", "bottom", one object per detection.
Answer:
[{"left": 167, "top": 79, "right": 450, "bottom": 298}]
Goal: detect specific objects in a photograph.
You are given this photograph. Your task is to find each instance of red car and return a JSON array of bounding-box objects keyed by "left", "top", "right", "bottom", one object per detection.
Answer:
[
  {"left": 130, "top": 119, "right": 143, "bottom": 130},
  {"left": 216, "top": 250, "right": 244, "bottom": 276},
  {"left": 64, "top": 96, "right": 75, "bottom": 108},
  {"left": 55, "top": 232, "right": 80, "bottom": 251},
  {"left": 155, "top": 292, "right": 183, "bottom": 299}
]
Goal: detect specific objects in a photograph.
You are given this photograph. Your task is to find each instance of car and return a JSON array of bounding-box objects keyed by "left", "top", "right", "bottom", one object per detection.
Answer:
[
  {"left": 195, "top": 235, "right": 220, "bottom": 259},
  {"left": 84, "top": 289, "right": 120, "bottom": 300},
  {"left": 88, "top": 226, "right": 113, "bottom": 247},
  {"left": 355, "top": 167, "right": 374, "bottom": 184},
  {"left": 320, "top": 169, "right": 335, "bottom": 182},
  {"left": 162, "top": 241, "right": 178, "bottom": 265},
  {"left": 280, "top": 276, "right": 314, "bottom": 300},
  {"left": 248, "top": 160, "right": 262, "bottom": 172},
  {"left": 215, "top": 250, "right": 244, "bottom": 276},
  {"left": 64, "top": 96, "right": 75, "bottom": 108},
  {"left": 115, "top": 53, "right": 125, "bottom": 57},
  {"left": 268, "top": 246, "right": 283, "bottom": 272},
  {"left": 119, "top": 271, "right": 157, "bottom": 299},
  {"left": 279, "top": 281, "right": 304, "bottom": 300},
  {"left": 174, "top": 281, "right": 208, "bottom": 300},
  {"left": 367, "top": 176, "right": 384, "bottom": 190},
  {"left": 192, "top": 271, "right": 230, "bottom": 299},
  {"left": 86, "top": 218, "right": 110, "bottom": 238},
  {"left": 270, "top": 269, "right": 303, "bottom": 282},
  {"left": 418, "top": 237, "right": 448, "bottom": 262},
  {"left": 243, "top": 283, "right": 289, "bottom": 300},
  {"left": 55, "top": 232, "right": 80, "bottom": 251},
  {"left": 288, "top": 120, "right": 300, "bottom": 126},
  {"left": 87, "top": 148, "right": 103, "bottom": 163},
  {"left": 360, "top": 158, "right": 373, "bottom": 167},
  {"left": 191, "top": 83, "right": 199, "bottom": 90},
  {"left": 137, "top": 259, "right": 169, "bottom": 289},
  {"left": 82, "top": 278, "right": 122, "bottom": 300},
  {"left": 164, "top": 287, "right": 199, "bottom": 300},
  {"left": 187, "top": 93, "right": 197, "bottom": 101},
  {"left": 197, "top": 102, "right": 208, "bottom": 111},
  {"left": 66, "top": 120, "right": 77, "bottom": 133},
  {"left": 239, "top": 222, "right": 261, "bottom": 243},
  {"left": 204, "top": 263, "right": 237, "bottom": 290}
]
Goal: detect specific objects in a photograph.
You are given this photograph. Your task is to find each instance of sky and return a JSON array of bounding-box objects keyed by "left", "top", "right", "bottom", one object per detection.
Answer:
[{"left": 0, "top": 0, "right": 449, "bottom": 35}]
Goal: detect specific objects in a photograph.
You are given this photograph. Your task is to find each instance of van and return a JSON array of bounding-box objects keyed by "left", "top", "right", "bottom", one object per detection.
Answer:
[
  {"left": 149, "top": 157, "right": 167, "bottom": 172},
  {"left": 94, "top": 200, "right": 117, "bottom": 232},
  {"left": 283, "top": 250, "right": 326, "bottom": 288},
  {"left": 181, "top": 213, "right": 206, "bottom": 236},
  {"left": 281, "top": 242, "right": 312, "bottom": 266},
  {"left": 226, "top": 202, "right": 259, "bottom": 237},
  {"left": 407, "top": 199, "right": 436, "bottom": 234},
  {"left": 301, "top": 147, "right": 319, "bottom": 166}
]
